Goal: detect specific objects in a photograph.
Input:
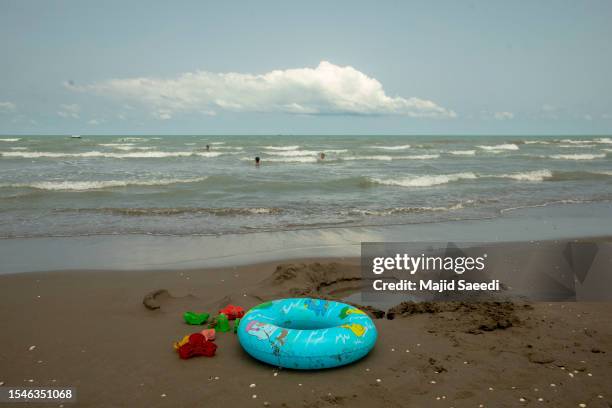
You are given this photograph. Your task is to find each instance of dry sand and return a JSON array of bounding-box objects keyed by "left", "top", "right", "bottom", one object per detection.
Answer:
[{"left": 0, "top": 259, "right": 610, "bottom": 407}]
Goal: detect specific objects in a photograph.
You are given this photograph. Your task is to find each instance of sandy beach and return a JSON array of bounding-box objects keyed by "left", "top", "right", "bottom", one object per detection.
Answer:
[{"left": 1, "top": 254, "right": 610, "bottom": 408}]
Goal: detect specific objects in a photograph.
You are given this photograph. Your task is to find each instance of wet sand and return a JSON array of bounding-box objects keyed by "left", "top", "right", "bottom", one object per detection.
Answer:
[{"left": 0, "top": 258, "right": 611, "bottom": 407}]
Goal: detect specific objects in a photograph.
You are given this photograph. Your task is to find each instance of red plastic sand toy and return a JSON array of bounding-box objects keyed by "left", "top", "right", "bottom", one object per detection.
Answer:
[
  {"left": 177, "top": 333, "right": 217, "bottom": 359},
  {"left": 217, "top": 304, "right": 245, "bottom": 320}
]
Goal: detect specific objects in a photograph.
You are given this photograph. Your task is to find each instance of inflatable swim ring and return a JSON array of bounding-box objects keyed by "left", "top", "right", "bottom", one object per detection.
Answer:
[{"left": 237, "top": 298, "right": 377, "bottom": 370}]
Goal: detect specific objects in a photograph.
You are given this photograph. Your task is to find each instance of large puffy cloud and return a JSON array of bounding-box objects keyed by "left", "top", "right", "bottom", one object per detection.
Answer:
[{"left": 67, "top": 61, "right": 456, "bottom": 119}]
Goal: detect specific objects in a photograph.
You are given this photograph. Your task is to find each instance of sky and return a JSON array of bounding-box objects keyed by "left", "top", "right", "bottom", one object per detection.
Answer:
[{"left": 1, "top": 0, "right": 611, "bottom": 135}]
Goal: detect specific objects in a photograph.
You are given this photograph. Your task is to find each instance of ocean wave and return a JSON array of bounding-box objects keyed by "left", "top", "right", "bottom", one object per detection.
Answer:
[
  {"left": 10, "top": 147, "right": 27, "bottom": 150},
  {"left": 343, "top": 202, "right": 466, "bottom": 216},
  {"left": 558, "top": 138, "right": 609, "bottom": 145},
  {"left": 558, "top": 144, "right": 596, "bottom": 148},
  {"left": 343, "top": 154, "right": 439, "bottom": 161},
  {"left": 1, "top": 177, "right": 208, "bottom": 191},
  {"left": 370, "top": 172, "right": 478, "bottom": 187},
  {"left": 55, "top": 206, "right": 282, "bottom": 216},
  {"left": 194, "top": 152, "right": 224, "bottom": 158},
  {"left": 99, "top": 143, "right": 134, "bottom": 147},
  {"left": 448, "top": 150, "right": 476, "bottom": 156},
  {"left": 0, "top": 151, "right": 222, "bottom": 159},
  {"left": 114, "top": 146, "right": 156, "bottom": 151},
  {"left": 405, "top": 154, "right": 439, "bottom": 160},
  {"left": 343, "top": 155, "right": 393, "bottom": 161},
  {"left": 495, "top": 169, "right": 553, "bottom": 181},
  {"left": 0, "top": 138, "right": 21, "bottom": 142},
  {"left": 500, "top": 199, "right": 607, "bottom": 214},
  {"left": 523, "top": 140, "right": 551, "bottom": 145},
  {"left": 265, "top": 150, "right": 319, "bottom": 157},
  {"left": 369, "top": 169, "right": 612, "bottom": 188},
  {"left": 477, "top": 143, "right": 520, "bottom": 151},
  {"left": 548, "top": 153, "right": 606, "bottom": 160},
  {"left": 370, "top": 144, "right": 411, "bottom": 150},
  {"left": 558, "top": 139, "right": 588, "bottom": 144},
  {"left": 263, "top": 145, "right": 300, "bottom": 150},
  {"left": 265, "top": 156, "right": 318, "bottom": 163},
  {"left": 210, "top": 142, "right": 225, "bottom": 145}
]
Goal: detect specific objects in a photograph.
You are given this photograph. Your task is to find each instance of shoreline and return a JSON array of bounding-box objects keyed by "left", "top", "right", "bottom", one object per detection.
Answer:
[{"left": 2, "top": 201, "right": 612, "bottom": 274}]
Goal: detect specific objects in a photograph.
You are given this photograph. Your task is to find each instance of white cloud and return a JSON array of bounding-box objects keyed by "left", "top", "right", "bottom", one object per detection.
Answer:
[
  {"left": 67, "top": 61, "right": 456, "bottom": 119},
  {"left": 87, "top": 118, "right": 102, "bottom": 125},
  {"left": 583, "top": 114, "right": 593, "bottom": 121},
  {"left": 493, "top": 111, "right": 514, "bottom": 120},
  {"left": 57, "top": 104, "right": 81, "bottom": 119},
  {"left": 0, "top": 101, "right": 16, "bottom": 113}
]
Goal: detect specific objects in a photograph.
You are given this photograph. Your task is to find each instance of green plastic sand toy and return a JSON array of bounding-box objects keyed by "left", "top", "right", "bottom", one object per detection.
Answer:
[
  {"left": 215, "top": 313, "right": 231, "bottom": 332},
  {"left": 183, "top": 311, "right": 210, "bottom": 325}
]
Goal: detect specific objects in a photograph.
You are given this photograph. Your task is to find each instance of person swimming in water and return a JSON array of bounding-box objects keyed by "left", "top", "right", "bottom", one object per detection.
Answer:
[
  {"left": 206, "top": 144, "right": 210, "bottom": 151},
  {"left": 255, "top": 156, "right": 260, "bottom": 166},
  {"left": 319, "top": 152, "right": 326, "bottom": 160}
]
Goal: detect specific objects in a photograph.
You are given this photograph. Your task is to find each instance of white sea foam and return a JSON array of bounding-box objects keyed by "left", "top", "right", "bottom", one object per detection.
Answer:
[
  {"left": 264, "top": 156, "right": 318, "bottom": 163},
  {"left": 371, "top": 172, "right": 477, "bottom": 187},
  {"left": 10, "top": 147, "right": 27, "bottom": 150},
  {"left": 559, "top": 144, "right": 596, "bottom": 148},
  {"left": 448, "top": 150, "right": 476, "bottom": 156},
  {"left": 370, "top": 169, "right": 552, "bottom": 188},
  {"left": 495, "top": 169, "right": 553, "bottom": 181},
  {"left": 0, "top": 138, "right": 20, "bottom": 142},
  {"left": 99, "top": 143, "right": 135, "bottom": 147},
  {"left": 263, "top": 145, "right": 300, "bottom": 151},
  {"left": 265, "top": 150, "right": 319, "bottom": 157},
  {"left": 343, "top": 154, "right": 439, "bottom": 161},
  {"left": 344, "top": 202, "right": 466, "bottom": 216},
  {"left": 548, "top": 153, "right": 605, "bottom": 160},
  {"left": 370, "top": 144, "right": 411, "bottom": 150},
  {"left": 2, "top": 177, "right": 208, "bottom": 191},
  {"left": 210, "top": 142, "right": 225, "bottom": 145},
  {"left": 194, "top": 152, "right": 223, "bottom": 158},
  {"left": 114, "top": 146, "right": 155, "bottom": 151},
  {"left": 594, "top": 137, "right": 612, "bottom": 144},
  {"left": 500, "top": 199, "right": 596, "bottom": 214},
  {"left": 343, "top": 155, "right": 393, "bottom": 161},
  {"left": 524, "top": 140, "right": 551, "bottom": 145},
  {"left": 0, "top": 151, "right": 221, "bottom": 159},
  {"left": 404, "top": 154, "right": 440, "bottom": 160},
  {"left": 560, "top": 139, "right": 596, "bottom": 144},
  {"left": 477, "top": 143, "right": 519, "bottom": 151}
]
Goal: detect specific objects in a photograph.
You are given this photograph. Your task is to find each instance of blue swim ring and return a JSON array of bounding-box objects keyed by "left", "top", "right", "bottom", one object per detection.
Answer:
[{"left": 237, "top": 298, "right": 377, "bottom": 370}]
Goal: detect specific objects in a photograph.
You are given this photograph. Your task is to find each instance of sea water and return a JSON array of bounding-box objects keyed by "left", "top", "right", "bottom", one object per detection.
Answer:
[{"left": 0, "top": 134, "right": 611, "bottom": 238}]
